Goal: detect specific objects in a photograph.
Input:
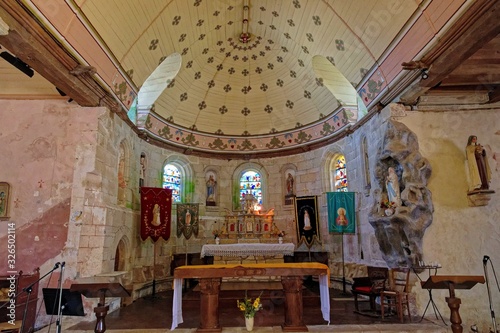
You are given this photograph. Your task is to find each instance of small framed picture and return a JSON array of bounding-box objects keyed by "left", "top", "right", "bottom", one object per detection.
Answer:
[{"left": 0, "top": 182, "right": 11, "bottom": 219}]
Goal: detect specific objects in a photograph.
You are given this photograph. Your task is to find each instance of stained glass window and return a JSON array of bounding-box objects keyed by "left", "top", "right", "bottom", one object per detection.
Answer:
[
  {"left": 335, "top": 155, "right": 348, "bottom": 191},
  {"left": 239, "top": 171, "right": 262, "bottom": 206},
  {"left": 162, "top": 164, "right": 181, "bottom": 202}
]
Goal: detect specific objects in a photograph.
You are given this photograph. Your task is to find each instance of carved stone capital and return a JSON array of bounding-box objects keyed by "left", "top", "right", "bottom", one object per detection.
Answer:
[{"left": 199, "top": 278, "right": 221, "bottom": 295}]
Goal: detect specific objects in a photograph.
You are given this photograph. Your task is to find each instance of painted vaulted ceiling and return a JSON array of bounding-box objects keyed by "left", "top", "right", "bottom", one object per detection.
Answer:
[{"left": 1, "top": 0, "right": 499, "bottom": 158}]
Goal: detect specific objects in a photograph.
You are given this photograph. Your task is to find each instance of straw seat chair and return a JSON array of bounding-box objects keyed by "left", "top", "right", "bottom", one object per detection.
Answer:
[{"left": 380, "top": 267, "right": 411, "bottom": 322}]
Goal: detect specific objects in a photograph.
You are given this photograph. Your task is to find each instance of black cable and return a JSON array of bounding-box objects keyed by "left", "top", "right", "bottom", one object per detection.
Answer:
[{"left": 483, "top": 255, "right": 499, "bottom": 333}]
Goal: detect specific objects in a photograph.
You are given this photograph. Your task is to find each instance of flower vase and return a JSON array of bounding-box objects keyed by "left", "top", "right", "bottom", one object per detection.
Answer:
[
  {"left": 245, "top": 316, "right": 254, "bottom": 331},
  {"left": 278, "top": 236, "right": 283, "bottom": 244},
  {"left": 385, "top": 208, "right": 394, "bottom": 216},
  {"left": 215, "top": 237, "right": 220, "bottom": 245}
]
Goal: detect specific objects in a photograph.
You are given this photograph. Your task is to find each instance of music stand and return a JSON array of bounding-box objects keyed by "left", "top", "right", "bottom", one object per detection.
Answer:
[
  {"left": 422, "top": 275, "right": 485, "bottom": 333},
  {"left": 42, "top": 288, "right": 85, "bottom": 317},
  {"left": 70, "top": 283, "right": 130, "bottom": 333}
]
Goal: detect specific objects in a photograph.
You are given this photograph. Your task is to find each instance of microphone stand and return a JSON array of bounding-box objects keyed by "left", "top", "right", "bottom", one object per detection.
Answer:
[
  {"left": 0, "top": 263, "right": 60, "bottom": 333},
  {"left": 56, "top": 262, "right": 66, "bottom": 333},
  {"left": 483, "top": 255, "right": 499, "bottom": 333}
]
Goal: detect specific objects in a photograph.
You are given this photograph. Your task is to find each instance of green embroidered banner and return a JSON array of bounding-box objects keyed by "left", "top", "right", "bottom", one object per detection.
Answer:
[{"left": 327, "top": 192, "right": 356, "bottom": 234}]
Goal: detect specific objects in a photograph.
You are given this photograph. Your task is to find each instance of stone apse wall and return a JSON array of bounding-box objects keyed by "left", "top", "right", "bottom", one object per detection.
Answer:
[{"left": 1, "top": 99, "right": 499, "bottom": 331}]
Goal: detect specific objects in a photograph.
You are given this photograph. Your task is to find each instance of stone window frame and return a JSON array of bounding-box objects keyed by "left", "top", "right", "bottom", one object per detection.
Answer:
[{"left": 161, "top": 155, "right": 194, "bottom": 203}]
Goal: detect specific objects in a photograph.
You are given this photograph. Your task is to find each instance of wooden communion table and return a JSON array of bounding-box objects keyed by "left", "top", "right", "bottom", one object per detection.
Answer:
[{"left": 171, "top": 263, "right": 330, "bottom": 332}]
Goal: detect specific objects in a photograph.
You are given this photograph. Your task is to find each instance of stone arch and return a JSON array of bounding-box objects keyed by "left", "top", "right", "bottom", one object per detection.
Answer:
[
  {"left": 321, "top": 146, "right": 347, "bottom": 192},
  {"left": 232, "top": 162, "right": 269, "bottom": 212},
  {"left": 162, "top": 155, "right": 194, "bottom": 202},
  {"left": 112, "top": 233, "right": 131, "bottom": 272}
]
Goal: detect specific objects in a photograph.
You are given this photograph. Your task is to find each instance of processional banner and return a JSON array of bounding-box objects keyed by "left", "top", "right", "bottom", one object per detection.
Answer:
[
  {"left": 294, "top": 196, "right": 320, "bottom": 248},
  {"left": 176, "top": 203, "right": 200, "bottom": 240},
  {"left": 140, "top": 187, "right": 172, "bottom": 242},
  {"left": 327, "top": 192, "right": 356, "bottom": 234}
]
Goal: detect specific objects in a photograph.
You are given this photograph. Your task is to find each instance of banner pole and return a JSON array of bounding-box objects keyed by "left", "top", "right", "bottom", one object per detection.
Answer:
[
  {"left": 342, "top": 232, "right": 346, "bottom": 294},
  {"left": 152, "top": 240, "right": 157, "bottom": 296}
]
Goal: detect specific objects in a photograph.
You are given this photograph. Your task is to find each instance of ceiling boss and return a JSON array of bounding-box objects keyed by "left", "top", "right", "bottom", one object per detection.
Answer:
[{"left": 239, "top": 0, "right": 252, "bottom": 43}]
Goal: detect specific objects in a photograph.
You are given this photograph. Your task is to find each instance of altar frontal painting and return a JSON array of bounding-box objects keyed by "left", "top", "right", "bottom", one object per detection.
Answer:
[
  {"left": 177, "top": 203, "right": 200, "bottom": 240},
  {"left": 140, "top": 187, "right": 172, "bottom": 242},
  {"left": 295, "top": 196, "right": 320, "bottom": 248}
]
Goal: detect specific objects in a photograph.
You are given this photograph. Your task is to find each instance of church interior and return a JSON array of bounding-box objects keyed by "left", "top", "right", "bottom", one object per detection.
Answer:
[{"left": 1, "top": 0, "right": 500, "bottom": 332}]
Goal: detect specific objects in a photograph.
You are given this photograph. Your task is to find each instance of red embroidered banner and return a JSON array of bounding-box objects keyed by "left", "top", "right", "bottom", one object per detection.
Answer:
[{"left": 140, "top": 187, "right": 172, "bottom": 242}]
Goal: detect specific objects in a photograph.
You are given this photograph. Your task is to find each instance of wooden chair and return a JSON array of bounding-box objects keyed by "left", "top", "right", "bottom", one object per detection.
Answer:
[
  {"left": 351, "top": 266, "right": 388, "bottom": 313},
  {"left": 380, "top": 267, "right": 411, "bottom": 322}
]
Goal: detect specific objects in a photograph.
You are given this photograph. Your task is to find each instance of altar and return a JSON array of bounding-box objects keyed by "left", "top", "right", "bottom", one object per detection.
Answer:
[
  {"left": 171, "top": 263, "right": 330, "bottom": 332},
  {"left": 201, "top": 243, "right": 295, "bottom": 258}
]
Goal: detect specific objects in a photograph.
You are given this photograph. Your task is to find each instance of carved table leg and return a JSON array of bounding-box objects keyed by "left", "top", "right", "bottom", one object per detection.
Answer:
[
  {"left": 446, "top": 296, "right": 463, "bottom": 333},
  {"left": 197, "top": 278, "right": 222, "bottom": 333},
  {"left": 281, "top": 276, "right": 308, "bottom": 332},
  {"left": 94, "top": 304, "right": 109, "bottom": 333}
]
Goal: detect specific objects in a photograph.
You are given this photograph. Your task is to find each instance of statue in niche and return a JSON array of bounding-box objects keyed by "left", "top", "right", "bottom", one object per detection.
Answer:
[
  {"left": 368, "top": 117, "right": 433, "bottom": 268},
  {"left": 385, "top": 167, "right": 402, "bottom": 207},
  {"left": 206, "top": 173, "right": 217, "bottom": 206},
  {"left": 466, "top": 135, "right": 492, "bottom": 191},
  {"left": 286, "top": 173, "right": 294, "bottom": 195},
  {"left": 284, "top": 171, "right": 295, "bottom": 205},
  {"left": 139, "top": 153, "right": 146, "bottom": 188}
]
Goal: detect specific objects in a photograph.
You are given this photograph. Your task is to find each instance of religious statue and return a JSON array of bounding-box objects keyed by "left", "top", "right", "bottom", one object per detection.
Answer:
[
  {"left": 286, "top": 173, "right": 294, "bottom": 196},
  {"left": 386, "top": 167, "right": 402, "bottom": 207},
  {"left": 206, "top": 174, "right": 217, "bottom": 206},
  {"left": 139, "top": 153, "right": 146, "bottom": 188},
  {"left": 466, "top": 135, "right": 491, "bottom": 191},
  {"left": 242, "top": 193, "right": 257, "bottom": 214}
]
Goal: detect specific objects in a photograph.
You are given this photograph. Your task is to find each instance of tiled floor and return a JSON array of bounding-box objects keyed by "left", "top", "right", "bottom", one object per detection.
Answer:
[{"left": 34, "top": 284, "right": 451, "bottom": 333}]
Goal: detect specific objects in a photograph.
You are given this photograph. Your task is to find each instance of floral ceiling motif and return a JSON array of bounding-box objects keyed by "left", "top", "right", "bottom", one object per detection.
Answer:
[{"left": 30, "top": 0, "right": 458, "bottom": 156}]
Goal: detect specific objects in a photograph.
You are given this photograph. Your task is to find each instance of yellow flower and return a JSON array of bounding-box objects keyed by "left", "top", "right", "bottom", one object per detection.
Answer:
[
  {"left": 253, "top": 299, "right": 259, "bottom": 308},
  {"left": 237, "top": 291, "right": 263, "bottom": 318}
]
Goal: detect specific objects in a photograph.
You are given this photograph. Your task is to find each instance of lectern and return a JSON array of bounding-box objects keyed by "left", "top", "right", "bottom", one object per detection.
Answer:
[
  {"left": 422, "top": 275, "right": 485, "bottom": 333},
  {"left": 70, "top": 283, "right": 130, "bottom": 333}
]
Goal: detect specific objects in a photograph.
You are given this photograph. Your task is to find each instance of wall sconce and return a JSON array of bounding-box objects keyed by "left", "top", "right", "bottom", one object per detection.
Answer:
[{"left": 421, "top": 69, "right": 429, "bottom": 80}]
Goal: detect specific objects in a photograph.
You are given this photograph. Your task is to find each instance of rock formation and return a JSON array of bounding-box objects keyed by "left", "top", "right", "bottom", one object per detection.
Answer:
[{"left": 368, "top": 119, "right": 433, "bottom": 268}]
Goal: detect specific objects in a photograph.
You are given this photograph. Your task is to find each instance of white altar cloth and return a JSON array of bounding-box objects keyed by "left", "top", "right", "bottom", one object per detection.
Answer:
[
  {"left": 170, "top": 273, "right": 330, "bottom": 330},
  {"left": 200, "top": 242, "right": 295, "bottom": 258}
]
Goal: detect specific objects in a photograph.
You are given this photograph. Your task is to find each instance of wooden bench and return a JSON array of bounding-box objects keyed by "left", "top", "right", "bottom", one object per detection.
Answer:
[{"left": 351, "top": 266, "right": 388, "bottom": 315}]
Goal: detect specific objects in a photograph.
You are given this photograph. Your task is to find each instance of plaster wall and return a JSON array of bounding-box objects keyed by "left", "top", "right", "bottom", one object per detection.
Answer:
[
  {"left": 2, "top": 99, "right": 499, "bottom": 331},
  {"left": 397, "top": 107, "right": 500, "bottom": 331},
  {"left": 0, "top": 100, "right": 102, "bottom": 275}
]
